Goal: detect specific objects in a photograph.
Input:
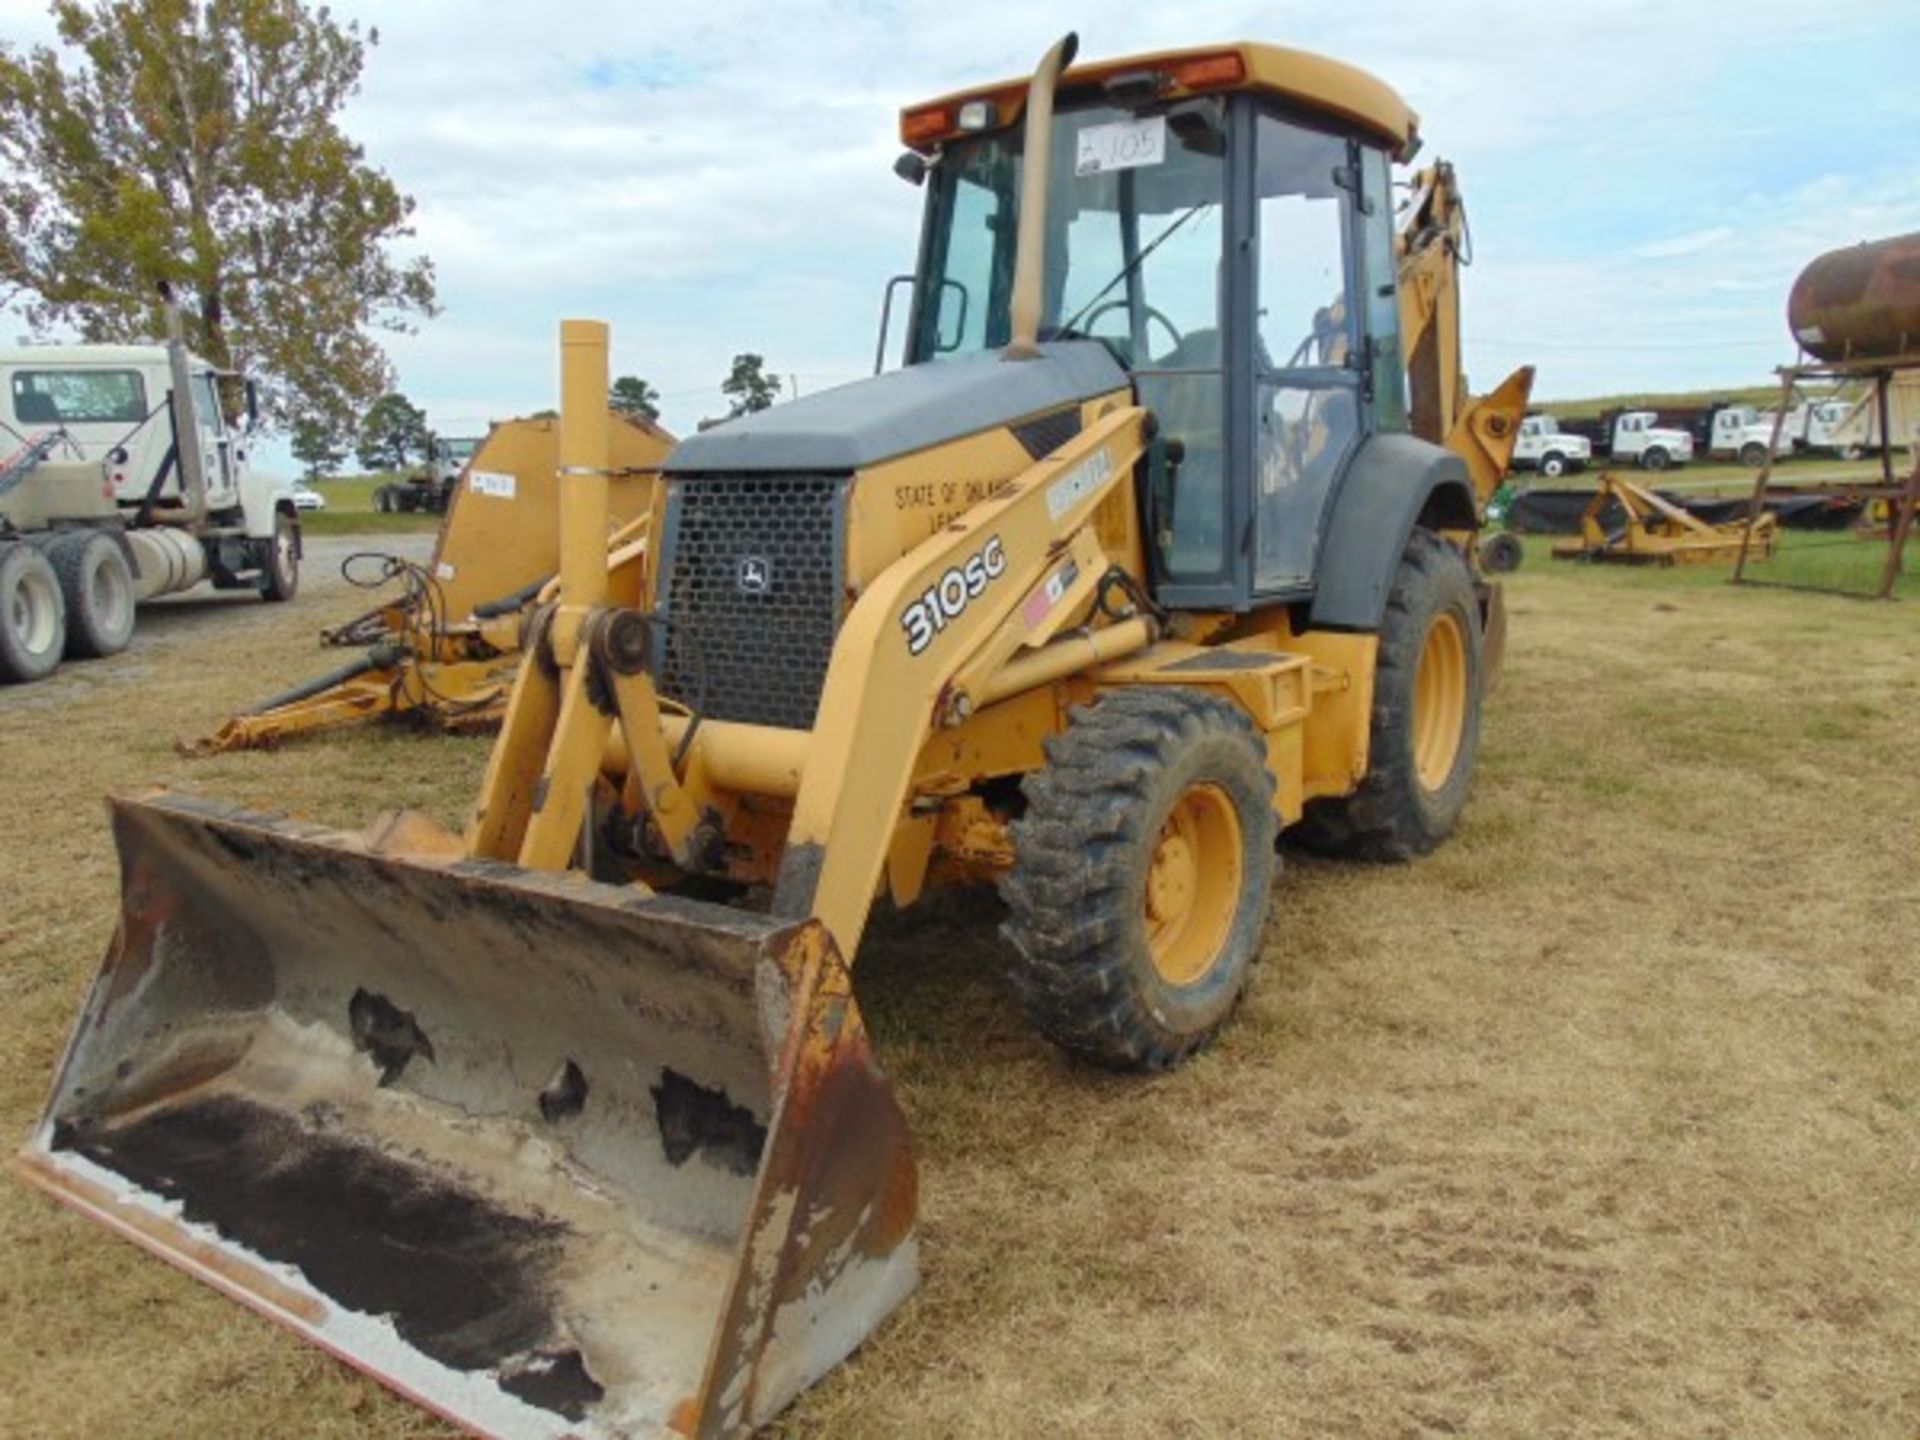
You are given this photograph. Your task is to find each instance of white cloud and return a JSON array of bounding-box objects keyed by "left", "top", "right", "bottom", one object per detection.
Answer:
[{"left": 5, "top": 0, "right": 1919, "bottom": 439}]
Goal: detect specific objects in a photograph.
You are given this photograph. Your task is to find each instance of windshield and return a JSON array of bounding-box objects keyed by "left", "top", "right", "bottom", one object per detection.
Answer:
[{"left": 916, "top": 99, "right": 1227, "bottom": 367}]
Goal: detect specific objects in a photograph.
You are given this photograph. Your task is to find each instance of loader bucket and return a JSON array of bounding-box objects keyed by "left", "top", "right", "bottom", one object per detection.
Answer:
[{"left": 15, "top": 794, "right": 918, "bottom": 1439}]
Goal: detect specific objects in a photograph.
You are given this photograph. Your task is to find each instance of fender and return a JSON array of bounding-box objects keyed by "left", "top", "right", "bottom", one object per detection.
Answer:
[
  {"left": 1308, "top": 432, "right": 1475, "bottom": 632},
  {"left": 235, "top": 466, "right": 298, "bottom": 539}
]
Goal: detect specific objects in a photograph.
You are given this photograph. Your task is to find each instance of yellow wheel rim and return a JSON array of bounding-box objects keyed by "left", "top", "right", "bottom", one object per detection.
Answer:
[
  {"left": 1145, "top": 783, "right": 1242, "bottom": 987},
  {"left": 1413, "top": 611, "right": 1468, "bottom": 792}
]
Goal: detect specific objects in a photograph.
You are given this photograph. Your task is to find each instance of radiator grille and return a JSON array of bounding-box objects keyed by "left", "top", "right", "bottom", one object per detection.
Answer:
[{"left": 656, "top": 474, "right": 845, "bottom": 730}]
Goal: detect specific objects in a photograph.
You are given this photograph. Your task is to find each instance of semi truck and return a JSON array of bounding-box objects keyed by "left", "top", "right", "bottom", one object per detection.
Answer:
[
  {"left": 0, "top": 288, "right": 300, "bottom": 683},
  {"left": 372, "top": 433, "right": 483, "bottom": 513}
]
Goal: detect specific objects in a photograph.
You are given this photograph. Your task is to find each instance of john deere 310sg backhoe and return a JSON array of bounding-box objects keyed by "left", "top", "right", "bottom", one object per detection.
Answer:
[{"left": 18, "top": 36, "right": 1529, "bottom": 1439}]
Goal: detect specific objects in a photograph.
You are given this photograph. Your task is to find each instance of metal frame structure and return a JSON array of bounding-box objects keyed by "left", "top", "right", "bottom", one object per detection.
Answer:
[
  {"left": 1731, "top": 356, "right": 1920, "bottom": 599},
  {"left": 1552, "top": 471, "right": 1777, "bottom": 566}
]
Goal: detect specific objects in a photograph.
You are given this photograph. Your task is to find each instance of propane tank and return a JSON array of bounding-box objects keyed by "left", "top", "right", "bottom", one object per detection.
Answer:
[
  {"left": 1788, "top": 232, "right": 1920, "bottom": 363},
  {"left": 125, "top": 526, "right": 209, "bottom": 601}
]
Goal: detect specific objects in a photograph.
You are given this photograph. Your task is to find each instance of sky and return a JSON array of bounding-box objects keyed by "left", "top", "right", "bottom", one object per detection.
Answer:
[{"left": 4, "top": 0, "right": 1919, "bottom": 456}]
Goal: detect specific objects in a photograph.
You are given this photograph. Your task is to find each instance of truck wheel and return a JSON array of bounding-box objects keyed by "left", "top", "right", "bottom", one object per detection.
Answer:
[
  {"left": 50, "top": 530, "right": 136, "bottom": 658},
  {"left": 258, "top": 511, "right": 299, "bottom": 602},
  {"left": 1000, "top": 687, "right": 1278, "bottom": 1071},
  {"left": 0, "top": 543, "right": 68, "bottom": 683},
  {"left": 1739, "top": 442, "right": 1770, "bottom": 469},
  {"left": 1540, "top": 451, "right": 1568, "bottom": 479},
  {"left": 1478, "top": 531, "right": 1524, "bottom": 575},
  {"left": 1293, "top": 528, "right": 1482, "bottom": 861},
  {"left": 1837, "top": 445, "right": 1862, "bottom": 462},
  {"left": 1641, "top": 447, "right": 1672, "bottom": 472}
]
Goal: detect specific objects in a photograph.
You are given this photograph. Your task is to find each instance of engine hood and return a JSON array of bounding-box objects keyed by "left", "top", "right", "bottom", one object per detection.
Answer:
[{"left": 662, "top": 341, "right": 1129, "bottom": 475}]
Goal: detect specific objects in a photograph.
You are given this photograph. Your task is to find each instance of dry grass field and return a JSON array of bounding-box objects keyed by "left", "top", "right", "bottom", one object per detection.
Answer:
[{"left": 2, "top": 532, "right": 1916, "bottom": 1438}]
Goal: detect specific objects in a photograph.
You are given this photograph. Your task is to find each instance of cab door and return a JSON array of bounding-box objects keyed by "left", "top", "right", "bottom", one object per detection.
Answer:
[
  {"left": 1247, "top": 112, "right": 1367, "bottom": 595},
  {"left": 190, "top": 370, "right": 236, "bottom": 505}
]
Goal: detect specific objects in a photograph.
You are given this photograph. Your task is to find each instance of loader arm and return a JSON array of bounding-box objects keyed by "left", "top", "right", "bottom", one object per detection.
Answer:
[
  {"left": 773, "top": 406, "right": 1149, "bottom": 957},
  {"left": 1396, "top": 160, "right": 1533, "bottom": 509}
]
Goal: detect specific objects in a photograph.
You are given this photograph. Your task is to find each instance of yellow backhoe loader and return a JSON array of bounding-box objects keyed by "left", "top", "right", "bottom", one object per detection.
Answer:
[
  {"left": 18, "top": 36, "right": 1530, "bottom": 1440},
  {"left": 195, "top": 410, "right": 673, "bottom": 752}
]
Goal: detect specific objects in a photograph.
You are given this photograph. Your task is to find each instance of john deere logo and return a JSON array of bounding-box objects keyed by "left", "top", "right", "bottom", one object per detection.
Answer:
[{"left": 736, "top": 554, "right": 773, "bottom": 594}]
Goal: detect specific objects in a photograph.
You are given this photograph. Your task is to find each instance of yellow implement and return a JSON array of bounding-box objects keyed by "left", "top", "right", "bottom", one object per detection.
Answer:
[
  {"left": 197, "top": 412, "right": 671, "bottom": 753},
  {"left": 22, "top": 35, "right": 1532, "bottom": 1438},
  {"left": 1552, "top": 472, "right": 1778, "bottom": 566}
]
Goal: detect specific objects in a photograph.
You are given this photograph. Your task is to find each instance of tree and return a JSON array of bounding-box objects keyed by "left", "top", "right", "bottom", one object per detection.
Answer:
[
  {"left": 355, "top": 391, "right": 427, "bottom": 473},
  {"left": 289, "top": 413, "right": 344, "bottom": 479},
  {"left": 0, "top": 0, "right": 437, "bottom": 437},
  {"left": 609, "top": 374, "right": 661, "bottom": 423},
  {"left": 722, "top": 353, "right": 780, "bottom": 417}
]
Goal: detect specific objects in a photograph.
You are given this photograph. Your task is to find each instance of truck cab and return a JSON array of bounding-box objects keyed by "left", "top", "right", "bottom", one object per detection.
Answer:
[
  {"left": 1512, "top": 414, "right": 1591, "bottom": 478},
  {"left": 1706, "top": 405, "right": 1792, "bottom": 466},
  {"left": 1610, "top": 410, "right": 1693, "bottom": 471},
  {"left": 3, "top": 343, "right": 284, "bottom": 524}
]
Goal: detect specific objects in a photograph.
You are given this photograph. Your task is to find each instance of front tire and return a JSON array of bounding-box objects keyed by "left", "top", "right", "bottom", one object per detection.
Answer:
[
  {"left": 49, "top": 530, "right": 136, "bottom": 658},
  {"left": 0, "top": 543, "right": 68, "bottom": 683},
  {"left": 1294, "top": 528, "right": 1483, "bottom": 860},
  {"left": 1540, "top": 451, "right": 1568, "bottom": 479},
  {"left": 258, "top": 511, "right": 299, "bottom": 602},
  {"left": 1641, "top": 447, "right": 1673, "bottom": 472},
  {"left": 1000, "top": 688, "right": 1278, "bottom": 1070},
  {"left": 1739, "top": 442, "right": 1770, "bottom": 469}
]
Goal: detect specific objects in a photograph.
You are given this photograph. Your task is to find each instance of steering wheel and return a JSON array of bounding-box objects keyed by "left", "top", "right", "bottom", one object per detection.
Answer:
[{"left": 1080, "top": 299, "right": 1184, "bottom": 360}]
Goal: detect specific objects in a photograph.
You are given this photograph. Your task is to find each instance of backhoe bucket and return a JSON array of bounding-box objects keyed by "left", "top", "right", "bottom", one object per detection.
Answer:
[{"left": 15, "top": 794, "right": 918, "bottom": 1439}]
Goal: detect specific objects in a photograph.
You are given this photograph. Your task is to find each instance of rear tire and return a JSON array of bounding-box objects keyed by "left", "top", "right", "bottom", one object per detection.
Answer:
[
  {"left": 1293, "top": 528, "right": 1483, "bottom": 861},
  {"left": 258, "top": 511, "right": 299, "bottom": 602},
  {"left": 0, "top": 542, "right": 68, "bottom": 683},
  {"left": 49, "top": 530, "right": 136, "bottom": 658},
  {"left": 1000, "top": 687, "right": 1278, "bottom": 1071}
]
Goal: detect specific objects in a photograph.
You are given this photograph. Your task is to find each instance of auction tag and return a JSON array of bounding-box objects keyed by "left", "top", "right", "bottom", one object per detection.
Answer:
[
  {"left": 1075, "top": 116, "right": 1166, "bottom": 176},
  {"left": 469, "top": 470, "right": 515, "bottom": 499}
]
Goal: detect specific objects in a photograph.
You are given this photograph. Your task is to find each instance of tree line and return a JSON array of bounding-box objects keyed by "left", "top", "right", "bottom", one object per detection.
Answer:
[
  {"left": 2, "top": 1, "right": 789, "bottom": 480},
  {"left": 297, "top": 354, "right": 785, "bottom": 479}
]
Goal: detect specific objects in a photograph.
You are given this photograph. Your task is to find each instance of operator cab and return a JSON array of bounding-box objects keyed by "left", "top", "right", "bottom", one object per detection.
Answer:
[{"left": 901, "top": 44, "right": 1416, "bottom": 609}]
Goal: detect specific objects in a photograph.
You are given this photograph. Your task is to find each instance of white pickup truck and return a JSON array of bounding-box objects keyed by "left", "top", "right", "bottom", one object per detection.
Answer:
[
  {"left": 1511, "top": 415, "right": 1593, "bottom": 478},
  {"left": 1608, "top": 411, "right": 1694, "bottom": 471}
]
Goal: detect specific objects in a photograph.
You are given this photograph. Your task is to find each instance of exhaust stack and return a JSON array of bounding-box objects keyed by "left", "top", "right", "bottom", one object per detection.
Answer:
[
  {"left": 1004, "top": 32, "right": 1079, "bottom": 361},
  {"left": 156, "top": 281, "right": 209, "bottom": 522}
]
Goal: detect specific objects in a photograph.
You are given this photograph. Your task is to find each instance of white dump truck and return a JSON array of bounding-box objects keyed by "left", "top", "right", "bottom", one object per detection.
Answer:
[
  {"left": 1606, "top": 410, "right": 1694, "bottom": 470},
  {"left": 0, "top": 289, "right": 299, "bottom": 683},
  {"left": 1511, "top": 415, "right": 1593, "bottom": 478},
  {"left": 1705, "top": 405, "right": 1794, "bottom": 467}
]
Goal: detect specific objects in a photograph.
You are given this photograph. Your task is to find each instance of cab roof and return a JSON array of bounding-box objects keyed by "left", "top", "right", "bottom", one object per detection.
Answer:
[
  {"left": 902, "top": 41, "right": 1420, "bottom": 160},
  {"left": 1, "top": 343, "right": 179, "bottom": 368}
]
